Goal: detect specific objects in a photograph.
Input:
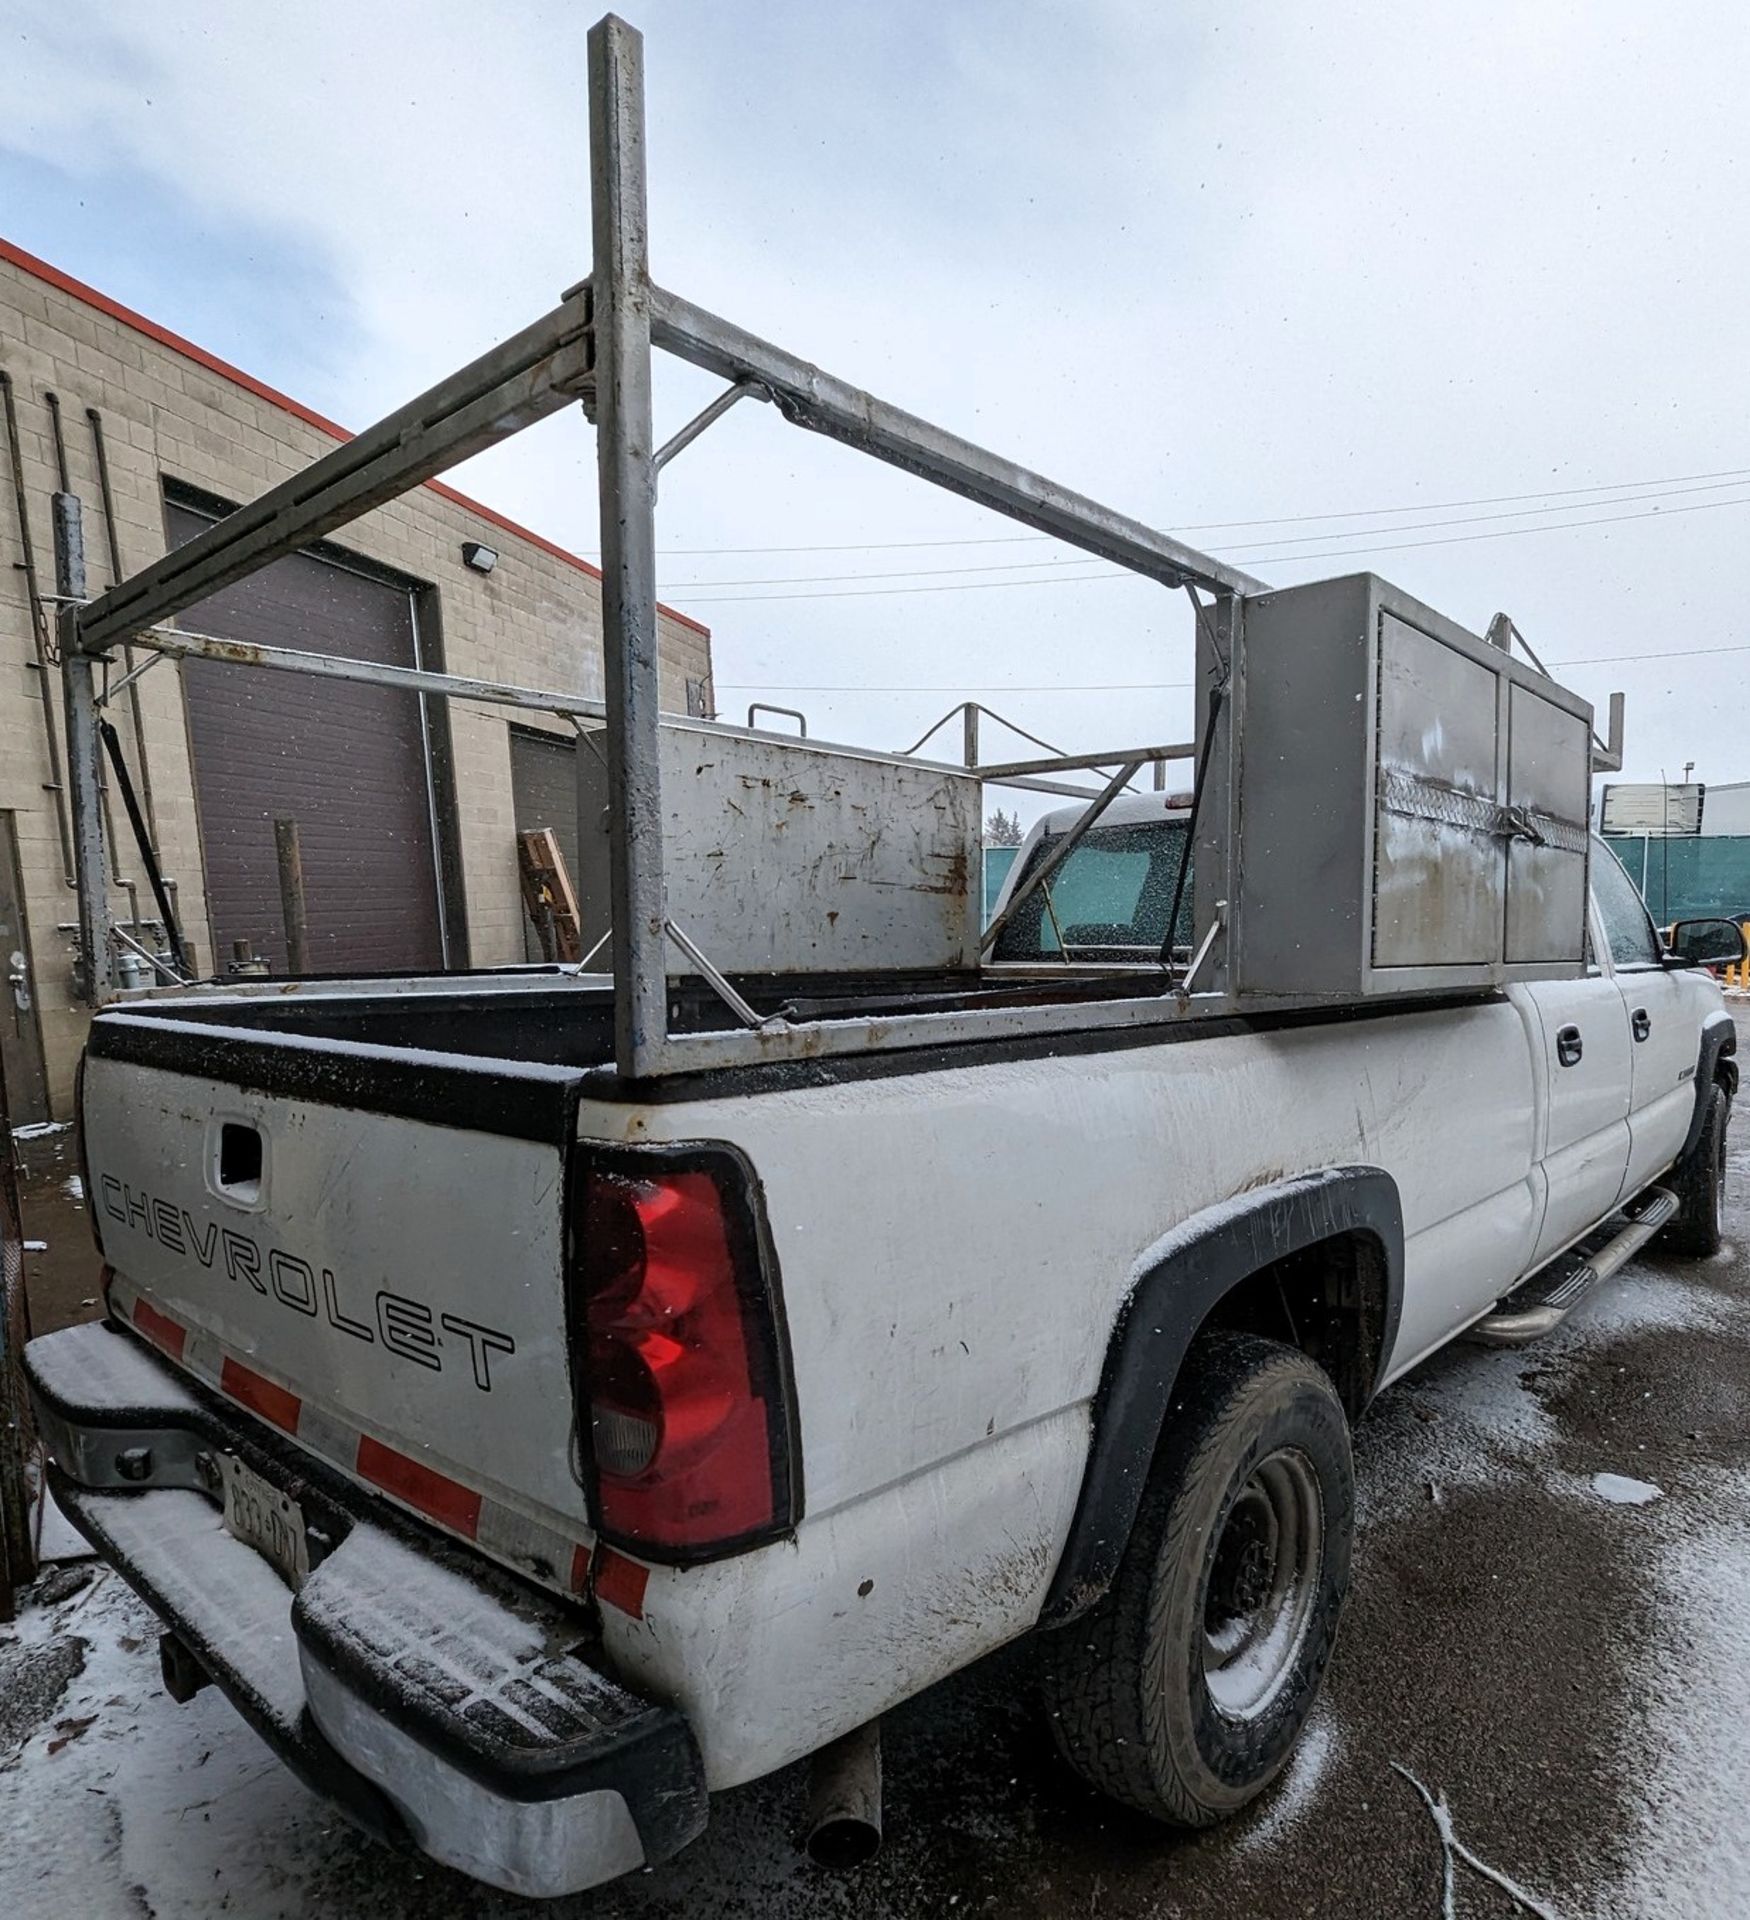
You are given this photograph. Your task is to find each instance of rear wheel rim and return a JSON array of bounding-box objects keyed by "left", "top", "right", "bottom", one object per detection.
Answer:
[{"left": 1201, "top": 1448, "right": 1323, "bottom": 1720}]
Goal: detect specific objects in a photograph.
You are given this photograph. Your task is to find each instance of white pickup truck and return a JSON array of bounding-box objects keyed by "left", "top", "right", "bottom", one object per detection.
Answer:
[{"left": 23, "top": 821, "right": 1740, "bottom": 1896}]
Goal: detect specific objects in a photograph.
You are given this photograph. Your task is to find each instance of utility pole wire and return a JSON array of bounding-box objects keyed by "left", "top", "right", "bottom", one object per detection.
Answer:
[
  {"left": 716, "top": 640, "right": 1750, "bottom": 698},
  {"left": 608, "top": 462, "right": 1750, "bottom": 558},
  {"left": 662, "top": 476, "right": 1750, "bottom": 589},
  {"left": 667, "top": 490, "right": 1750, "bottom": 604}
]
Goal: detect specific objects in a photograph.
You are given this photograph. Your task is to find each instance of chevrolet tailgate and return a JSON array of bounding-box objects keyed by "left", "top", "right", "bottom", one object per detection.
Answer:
[{"left": 80, "top": 1010, "right": 595, "bottom": 1594}]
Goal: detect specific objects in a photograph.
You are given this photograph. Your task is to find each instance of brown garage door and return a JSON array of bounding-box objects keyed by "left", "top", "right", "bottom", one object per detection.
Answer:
[
  {"left": 509, "top": 727, "right": 580, "bottom": 963},
  {"left": 170, "top": 501, "right": 445, "bottom": 976}
]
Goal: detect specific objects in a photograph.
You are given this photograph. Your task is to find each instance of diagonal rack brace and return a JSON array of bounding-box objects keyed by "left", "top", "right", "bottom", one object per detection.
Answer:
[{"left": 74, "top": 292, "right": 596, "bottom": 654}]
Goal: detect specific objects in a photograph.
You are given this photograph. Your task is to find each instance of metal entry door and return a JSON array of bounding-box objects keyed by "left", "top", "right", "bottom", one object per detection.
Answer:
[{"left": 0, "top": 814, "right": 49, "bottom": 1126}]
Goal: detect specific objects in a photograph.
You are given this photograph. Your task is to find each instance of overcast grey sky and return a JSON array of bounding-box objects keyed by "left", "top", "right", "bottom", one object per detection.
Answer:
[{"left": 3, "top": 2, "right": 1745, "bottom": 812}]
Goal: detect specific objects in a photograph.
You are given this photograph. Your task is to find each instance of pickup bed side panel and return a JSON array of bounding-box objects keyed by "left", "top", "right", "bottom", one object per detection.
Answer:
[{"left": 575, "top": 996, "right": 1540, "bottom": 1783}]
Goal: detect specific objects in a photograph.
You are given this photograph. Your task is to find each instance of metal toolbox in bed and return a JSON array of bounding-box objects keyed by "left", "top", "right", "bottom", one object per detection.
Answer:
[
  {"left": 1232, "top": 573, "right": 1592, "bottom": 1001},
  {"left": 575, "top": 719, "right": 984, "bottom": 976}
]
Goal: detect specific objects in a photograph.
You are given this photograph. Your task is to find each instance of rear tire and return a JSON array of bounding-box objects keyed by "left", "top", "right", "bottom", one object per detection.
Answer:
[
  {"left": 1662, "top": 1084, "right": 1729, "bottom": 1257},
  {"left": 1040, "top": 1331, "right": 1353, "bottom": 1827}
]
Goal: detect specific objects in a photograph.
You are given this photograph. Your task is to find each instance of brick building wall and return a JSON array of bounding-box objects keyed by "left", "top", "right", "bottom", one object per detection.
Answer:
[{"left": 0, "top": 240, "right": 712, "bottom": 1115}]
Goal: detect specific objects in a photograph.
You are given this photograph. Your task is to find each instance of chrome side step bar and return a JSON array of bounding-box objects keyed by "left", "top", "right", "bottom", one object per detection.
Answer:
[{"left": 1471, "top": 1187, "right": 1679, "bottom": 1347}]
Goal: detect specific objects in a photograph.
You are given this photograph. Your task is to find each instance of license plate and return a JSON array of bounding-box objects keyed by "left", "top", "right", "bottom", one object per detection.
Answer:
[{"left": 218, "top": 1453, "right": 311, "bottom": 1588}]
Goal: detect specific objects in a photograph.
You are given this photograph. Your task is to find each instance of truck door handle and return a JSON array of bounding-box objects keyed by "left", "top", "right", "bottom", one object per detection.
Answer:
[
  {"left": 1631, "top": 1007, "right": 1651, "bottom": 1042},
  {"left": 1557, "top": 1025, "right": 1583, "bottom": 1067}
]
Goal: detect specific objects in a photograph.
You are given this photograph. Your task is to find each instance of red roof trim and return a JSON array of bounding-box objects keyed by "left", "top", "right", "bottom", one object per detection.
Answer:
[{"left": 0, "top": 234, "right": 709, "bottom": 639}]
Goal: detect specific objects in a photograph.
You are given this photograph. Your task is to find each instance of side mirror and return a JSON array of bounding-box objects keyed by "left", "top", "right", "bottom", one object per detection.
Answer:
[{"left": 1666, "top": 918, "right": 1749, "bottom": 969}]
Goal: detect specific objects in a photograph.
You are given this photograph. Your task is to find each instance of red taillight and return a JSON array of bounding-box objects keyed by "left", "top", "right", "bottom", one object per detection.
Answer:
[{"left": 574, "top": 1156, "right": 796, "bottom": 1560}]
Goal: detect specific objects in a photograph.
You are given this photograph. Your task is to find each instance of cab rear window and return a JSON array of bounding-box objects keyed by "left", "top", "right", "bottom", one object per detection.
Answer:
[{"left": 991, "top": 819, "right": 1194, "bottom": 960}]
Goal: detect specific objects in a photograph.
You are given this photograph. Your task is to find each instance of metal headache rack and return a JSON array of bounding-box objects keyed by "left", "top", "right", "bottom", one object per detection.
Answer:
[{"left": 53, "top": 14, "right": 1623, "bottom": 1081}]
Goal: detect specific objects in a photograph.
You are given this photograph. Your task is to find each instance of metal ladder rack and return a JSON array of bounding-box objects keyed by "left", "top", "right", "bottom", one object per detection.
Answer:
[{"left": 54, "top": 13, "right": 1620, "bottom": 1082}]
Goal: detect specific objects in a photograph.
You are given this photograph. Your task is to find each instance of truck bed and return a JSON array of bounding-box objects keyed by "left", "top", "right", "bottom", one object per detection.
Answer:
[{"left": 108, "top": 964, "right": 1240, "bottom": 1079}]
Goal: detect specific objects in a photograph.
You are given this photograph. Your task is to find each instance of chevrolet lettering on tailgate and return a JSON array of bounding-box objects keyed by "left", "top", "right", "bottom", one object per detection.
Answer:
[{"left": 97, "top": 1172, "right": 517, "bottom": 1391}]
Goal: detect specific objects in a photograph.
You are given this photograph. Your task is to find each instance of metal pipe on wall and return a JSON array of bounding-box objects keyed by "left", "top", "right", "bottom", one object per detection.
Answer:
[
  {"left": 46, "top": 394, "right": 139, "bottom": 927},
  {"left": 42, "top": 390, "right": 71, "bottom": 493},
  {"left": 0, "top": 372, "right": 76, "bottom": 888},
  {"left": 53, "top": 493, "right": 111, "bottom": 1003},
  {"left": 88, "top": 407, "right": 161, "bottom": 848}
]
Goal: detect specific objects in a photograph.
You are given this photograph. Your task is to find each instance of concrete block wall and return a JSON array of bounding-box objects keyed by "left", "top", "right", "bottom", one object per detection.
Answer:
[{"left": 0, "top": 244, "right": 712, "bottom": 1115}]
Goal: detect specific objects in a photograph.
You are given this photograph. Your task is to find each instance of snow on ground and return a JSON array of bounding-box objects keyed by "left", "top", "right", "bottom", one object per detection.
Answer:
[
  {"left": 1353, "top": 1315, "right": 1561, "bottom": 1532},
  {"left": 1590, "top": 1472, "right": 1662, "bottom": 1506},
  {"left": 0, "top": 1571, "right": 340, "bottom": 1920},
  {"left": 1232, "top": 1707, "right": 1338, "bottom": 1856},
  {"left": 1603, "top": 1486, "right": 1750, "bottom": 1920},
  {"left": 1590, "top": 1138, "right": 1750, "bottom": 1919}
]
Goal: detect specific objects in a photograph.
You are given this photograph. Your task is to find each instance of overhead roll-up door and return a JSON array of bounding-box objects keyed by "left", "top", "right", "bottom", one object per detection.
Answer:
[{"left": 169, "top": 500, "right": 446, "bottom": 976}]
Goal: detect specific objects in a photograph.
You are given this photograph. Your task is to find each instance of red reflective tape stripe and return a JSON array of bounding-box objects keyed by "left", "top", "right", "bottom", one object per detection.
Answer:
[
  {"left": 132, "top": 1297, "right": 186, "bottom": 1363},
  {"left": 219, "top": 1356, "right": 302, "bottom": 1435},
  {"left": 593, "top": 1545, "right": 650, "bottom": 1621},
  {"left": 355, "top": 1435, "right": 482, "bottom": 1539}
]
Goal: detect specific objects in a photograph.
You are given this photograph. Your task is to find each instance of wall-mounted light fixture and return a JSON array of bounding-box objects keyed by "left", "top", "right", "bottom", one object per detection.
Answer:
[{"left": 461, "top": 541, "right": 499, "bottom": 575}]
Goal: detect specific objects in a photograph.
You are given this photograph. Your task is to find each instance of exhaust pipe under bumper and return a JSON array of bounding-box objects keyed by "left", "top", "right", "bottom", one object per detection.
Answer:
[{"left": 803, "top": 1719, "right": 883, "bottom": 1868}]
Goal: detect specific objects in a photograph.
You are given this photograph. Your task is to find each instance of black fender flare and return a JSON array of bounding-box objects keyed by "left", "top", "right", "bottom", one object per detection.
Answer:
[
  {"left": 1038, "top": 1166, "right": 1404, "bottom": 1627},
  {"left": 1679, "top": 1010, "right": 1738, "bottom": 1167}
]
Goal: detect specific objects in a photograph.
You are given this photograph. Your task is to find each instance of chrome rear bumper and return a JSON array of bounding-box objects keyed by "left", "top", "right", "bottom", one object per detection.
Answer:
[{"left": 26, "top": 1320, "right": 707, "bottom": 1898}]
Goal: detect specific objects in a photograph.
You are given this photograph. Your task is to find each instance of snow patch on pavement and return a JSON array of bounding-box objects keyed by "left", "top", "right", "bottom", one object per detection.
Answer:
[
  {"left": 1598, "top": 1477, "right": 1750, "bottom": 1919},
  {"left": 1590, "top": 1472, "right": 1662, "bottom": 1506},
  {"left": 0, "top": 1570, "right": 341, "bottom": 1920},
  {"left": 1365, "top": 1241, "right": 1750, "bottom": 1530},
  {"left": 1235, "top": 1706, "right": 1336, "bottom": 1853},
  {"left": 1358, "top": 1340, "right": 1560, "bottom": 1527}
]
